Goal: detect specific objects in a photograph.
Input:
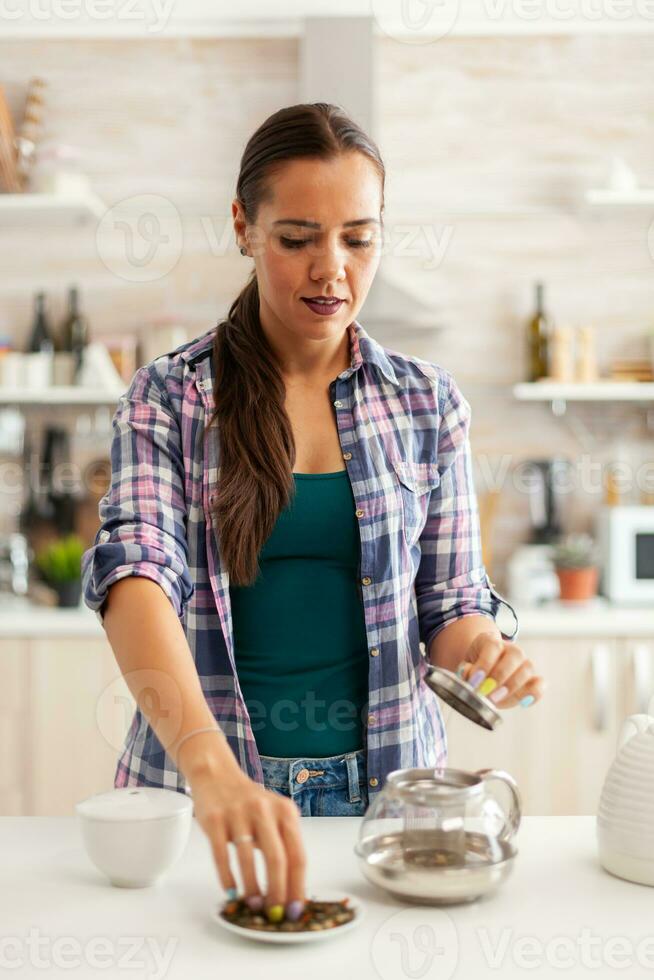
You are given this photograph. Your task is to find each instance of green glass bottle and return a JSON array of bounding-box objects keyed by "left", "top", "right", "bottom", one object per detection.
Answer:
[
  {"left": 60, "top": 286, "right": 89, "bottom": 382},
  {"left": 527, "top": 281, "right": 551, "bottom": 382}
]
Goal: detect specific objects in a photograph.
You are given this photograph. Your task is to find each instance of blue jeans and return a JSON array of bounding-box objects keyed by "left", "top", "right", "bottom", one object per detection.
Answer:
[{"left": 259, "top": 747, "right": 369, "bottom": 816}]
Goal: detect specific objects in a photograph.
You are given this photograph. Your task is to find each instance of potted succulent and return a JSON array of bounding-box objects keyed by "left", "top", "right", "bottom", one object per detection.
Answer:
[
  {"left": 552, "top": 532, "right": 599, "bottom": 602},
  {"left": 35, "top": 534, "right": 85, "bottom": 608}
]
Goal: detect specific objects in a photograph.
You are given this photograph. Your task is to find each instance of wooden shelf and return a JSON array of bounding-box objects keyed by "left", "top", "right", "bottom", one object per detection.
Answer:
[
  {"left": 584, "top": 188, "right": 654, "bottom": 208},
  {"left": 0, "top": 386, "right": 123, "bottom": 406},
  {"left": 0, "top": 191, "right": 105, "bottom": 226},
  {"left": 513, "top": 381, "right": 654, "bottom": 402}
]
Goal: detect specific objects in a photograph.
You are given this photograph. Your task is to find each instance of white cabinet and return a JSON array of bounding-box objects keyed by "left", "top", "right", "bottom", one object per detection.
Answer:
[
  {"left": 3, "top": 627, "right": 653, "bottom": 816},
  {"left": 444, "top": 637, "right": 654, "bottom": 816},
  {"left": 616, "top": 639, "right": 654, "bottom": 718},
  {"left": 0, "top": 639, "right": 30, "bottom": 815},
  {"left": 0, "top": 636, "right": 135, "bottom": 816}
]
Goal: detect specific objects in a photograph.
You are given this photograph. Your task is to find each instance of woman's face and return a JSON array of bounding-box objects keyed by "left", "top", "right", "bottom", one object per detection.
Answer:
[{"left": 233, "top": 152, "right": 383, "bottom": 348}]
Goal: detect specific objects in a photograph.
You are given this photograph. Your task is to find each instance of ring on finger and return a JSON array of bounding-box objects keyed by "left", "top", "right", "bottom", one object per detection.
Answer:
[{"left": 233, "top": 834, "right": 255, "bottom": 845}]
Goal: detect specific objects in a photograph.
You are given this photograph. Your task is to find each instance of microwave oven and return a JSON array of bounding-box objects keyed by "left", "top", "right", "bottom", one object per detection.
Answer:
[{"left": 597, "top": 505, "right": 654, "bottom": 603}]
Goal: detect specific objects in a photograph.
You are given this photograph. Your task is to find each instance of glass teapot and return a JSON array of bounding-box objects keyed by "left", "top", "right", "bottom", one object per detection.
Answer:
[{"left": 355, "top": 766, "right": 522, "bottom": 905}]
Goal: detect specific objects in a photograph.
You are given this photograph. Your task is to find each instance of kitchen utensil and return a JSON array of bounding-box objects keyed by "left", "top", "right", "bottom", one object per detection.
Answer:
[
  {"left": 0, "top": 351, "right": 26, "bottom": 388},
  {"left": 15, "top": 77, "right": 46, "bottom": 190},
  {"left": 478, "top": 489, "right": 499, "bottom": 572},
  {"left": 575, "top": 325, "right": 598, "bottom": 382},
  {"left": 95, "top": 332, "right": 138, "bottom": 383},
  {"left": 75, "top": 787, "right": 193, "bottom": 888},
  {"left": 423, "top": 665, "right": 503, "bottom": 731},
  {"left": 0, "top": 86, "right": 21, "bottom": 193},
  {"left": 597, "top": 693, "right": 654, "bottom": 886},
  {"left": 0, "top": 532, "right": 29, "bottom": 597},
  {"left": 42, "top": 426, "right": 76, "bottom": 534},
  {"left": 76, "top": 342, "right": 126, "bottom": 392},
  {"left": 53, "top": 351, "right": 76, "bottom": 386},
  {"left": 522, "top": 458, "right": 569, "bottom": 545},
  {"left": 140, "top": 320, "right": 188, "bottom": 366},
  {"left": 213, "top": 890, "right": 364, "bottom": 944},
  {"left": 547, "top": 324, "right": 574, "bottom": 381},
  {"left": 0, "top": 408, "right": 25, "bottom": 456},
  {"left": 355, "top": 767, "right": 521, "bottom": 905},
  {"left": 506, "top": 543, "right": 559, "bottom": 606}
]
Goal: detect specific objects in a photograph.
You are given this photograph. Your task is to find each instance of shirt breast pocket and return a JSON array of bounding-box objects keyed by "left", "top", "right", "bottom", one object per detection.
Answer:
[{"left": 392, "top": 457, "right": 441, "bottom": 549}]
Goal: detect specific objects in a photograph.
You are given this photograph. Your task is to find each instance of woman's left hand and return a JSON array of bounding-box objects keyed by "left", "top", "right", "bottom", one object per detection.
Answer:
[{"left": 455, "top": 633, "right": 546, "bottom": 709}]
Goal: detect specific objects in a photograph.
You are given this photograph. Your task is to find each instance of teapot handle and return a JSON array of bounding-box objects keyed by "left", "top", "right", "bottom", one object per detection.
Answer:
[{"left": 476, "top": 768, "right": 522, "bottom": 842}]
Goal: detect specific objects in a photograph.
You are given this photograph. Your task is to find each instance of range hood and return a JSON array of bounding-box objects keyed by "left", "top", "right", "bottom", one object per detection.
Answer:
[{"left": 299, "top": 16, "right": 444, "bottom": 337}]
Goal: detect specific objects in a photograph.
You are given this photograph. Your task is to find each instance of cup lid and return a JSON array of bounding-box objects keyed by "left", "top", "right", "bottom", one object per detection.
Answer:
[
  {"left": 423, "top": 666, "right": 503, "bottom": 731},
  {"left": 75, "top": 787, "right": 193, "bottom": 822}
]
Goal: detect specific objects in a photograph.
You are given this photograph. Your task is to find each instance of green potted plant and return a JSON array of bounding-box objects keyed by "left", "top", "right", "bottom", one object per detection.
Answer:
[
  {"left": 552, "top": 532, "right": 599, "bottom": 602},
  {"left": 35, "top": 534, "right": 85, "bottom": 608}
]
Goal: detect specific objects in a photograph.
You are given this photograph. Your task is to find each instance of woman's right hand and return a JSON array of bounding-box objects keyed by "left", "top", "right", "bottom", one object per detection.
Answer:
[{"left": 189, "top": 767, "right": 307, "bottom": 920}]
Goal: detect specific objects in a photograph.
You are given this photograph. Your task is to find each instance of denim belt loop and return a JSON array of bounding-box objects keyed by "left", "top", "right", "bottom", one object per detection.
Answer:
[{"left": 345, "top": 752, "right": 361, "bottom": 803}]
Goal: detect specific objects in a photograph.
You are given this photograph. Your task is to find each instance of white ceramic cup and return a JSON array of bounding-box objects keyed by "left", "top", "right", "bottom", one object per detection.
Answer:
[
  {"left": 0, "top": 352, "right": 26, "bottom": 388},
  {"left": 75, "top": 787, "right": 193, "bottom": 888},
  {"left": 24, "top": 351, "right": 53, "bottom": 389}
]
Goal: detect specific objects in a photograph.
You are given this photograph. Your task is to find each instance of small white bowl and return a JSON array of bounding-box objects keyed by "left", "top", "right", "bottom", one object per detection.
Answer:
[{"left": 75, "top": 787, "right": 193, "bottom": 888}]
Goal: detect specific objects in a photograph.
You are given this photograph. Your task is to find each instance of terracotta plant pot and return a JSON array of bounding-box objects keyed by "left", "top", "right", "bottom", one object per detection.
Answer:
[{"left": 555, "top": 565, "right": 599, "bottom": 602}]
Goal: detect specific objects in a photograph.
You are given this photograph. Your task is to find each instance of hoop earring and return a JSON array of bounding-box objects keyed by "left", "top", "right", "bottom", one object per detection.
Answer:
[{"left": 239, "top": 246, "right": 248, "bottom": 256}]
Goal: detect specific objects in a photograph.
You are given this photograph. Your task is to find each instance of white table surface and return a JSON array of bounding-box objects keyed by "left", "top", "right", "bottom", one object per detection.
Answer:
[
  {"left": 3, "top": 597, "right": 654, "bottom": 638},
  {"left": 1, "top": 815, "right": 653, "bottom": 979}
]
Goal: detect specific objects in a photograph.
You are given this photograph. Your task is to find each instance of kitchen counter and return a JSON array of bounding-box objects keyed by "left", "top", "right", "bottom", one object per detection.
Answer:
[
  {"left": 0, "top": 601, "right": 104, "bottom": 636},
  {"left": 3, "top": 596, "right": 654, "bottom": 639},
  {"left": 514, "top": 598, "right": 654, "bottom": 637},
  {"left": 2, "top": 816, "right": 652, "bottom": 978}
]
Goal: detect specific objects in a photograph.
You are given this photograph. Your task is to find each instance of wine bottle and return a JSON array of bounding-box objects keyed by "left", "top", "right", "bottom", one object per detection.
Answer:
[
  {"left": 527, "top": 282, "right": 551, "bottom": 382},
  {"left": 26, "top": 292, "right": 54, "bottom": 354},
  {"left": 60, "top": 286, "right": 89, "bottom": 382}
]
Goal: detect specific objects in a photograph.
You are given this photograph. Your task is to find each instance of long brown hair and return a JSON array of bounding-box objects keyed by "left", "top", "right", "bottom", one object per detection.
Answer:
[{"left": 207, "top": 102, "right": 385, "bottom": 586}]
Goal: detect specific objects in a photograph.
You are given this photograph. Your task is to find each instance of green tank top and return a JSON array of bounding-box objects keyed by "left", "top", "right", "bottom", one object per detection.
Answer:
[{"left": 229, "top": 469, "right": 369, "bottom": 758}]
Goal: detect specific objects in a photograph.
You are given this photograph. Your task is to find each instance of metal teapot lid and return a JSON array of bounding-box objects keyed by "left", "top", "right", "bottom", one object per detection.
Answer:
[{"left": 423, "top": 665, "right": 503, "bottom": 731}]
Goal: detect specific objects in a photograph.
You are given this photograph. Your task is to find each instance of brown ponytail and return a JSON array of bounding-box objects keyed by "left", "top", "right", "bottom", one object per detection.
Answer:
[{"left": 207, "top": 102, "right": 385, "bottom": 586}]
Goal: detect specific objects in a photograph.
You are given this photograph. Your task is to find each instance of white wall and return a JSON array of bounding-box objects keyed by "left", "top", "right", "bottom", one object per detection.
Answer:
[{"left": 1, "top": 33, "right": 653, "bottom": 583}]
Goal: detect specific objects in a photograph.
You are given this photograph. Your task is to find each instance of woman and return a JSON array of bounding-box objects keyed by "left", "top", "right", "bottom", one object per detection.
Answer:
[{"left": 83, "top": 103, "right": 545, "bottom": 923}]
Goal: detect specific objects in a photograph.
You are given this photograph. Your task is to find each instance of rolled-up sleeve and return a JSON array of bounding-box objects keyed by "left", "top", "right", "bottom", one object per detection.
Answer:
[
  {"left": 82, "top": 364, "right": 195, "bottom": 627},
  {"left": 415, "top": 372, "right": 517, "bottom": 650}
]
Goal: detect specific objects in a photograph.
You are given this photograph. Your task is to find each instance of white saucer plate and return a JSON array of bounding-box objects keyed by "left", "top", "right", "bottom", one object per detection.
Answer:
[{"left": 213, "top": 889, "right": 364, "bottom": 944}]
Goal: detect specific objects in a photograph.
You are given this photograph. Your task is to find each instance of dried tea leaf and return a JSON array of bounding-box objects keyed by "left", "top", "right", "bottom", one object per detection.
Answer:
[{"left": 219, "top": 897, "right": 355, "bottom": 933}]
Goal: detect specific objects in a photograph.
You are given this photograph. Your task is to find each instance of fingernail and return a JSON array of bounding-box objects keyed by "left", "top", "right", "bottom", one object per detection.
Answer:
[
  {"left": 520, "top": 695, "right": 535, "bottom": 708},
  {"left": 456, "top": 662, "right": 467, "bottom": 677},
  {"left": 225, "top": 887, "right": 238, "bottom": 901},
  {"left": 478, "top": 677, "right": 497, "bottom": 698},
  {"left": 469, "top": 669, "right": 486, "bottom": 689},
  {"left": 489, "top": 685, "right": 509, "bottom": 704},
  {"left": 285, "top": 899, "right": 305, "bottom": 922},
  {"left": 266, "top": 904, "right": 285, "bottom": 923},
  {"left": 246, "top": 895, "right": 264, "bottom": 911}
]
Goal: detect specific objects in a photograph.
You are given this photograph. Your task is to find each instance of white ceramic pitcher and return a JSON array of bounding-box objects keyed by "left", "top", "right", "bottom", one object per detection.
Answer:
[{"left": 597, "top": 693, "right": 654, "bottom": 886}]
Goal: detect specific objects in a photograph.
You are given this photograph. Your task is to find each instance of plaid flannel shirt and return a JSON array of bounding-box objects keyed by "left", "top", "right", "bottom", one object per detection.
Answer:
[{"left": 82, "top": 318, "right": 518, "bottom": 797}]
